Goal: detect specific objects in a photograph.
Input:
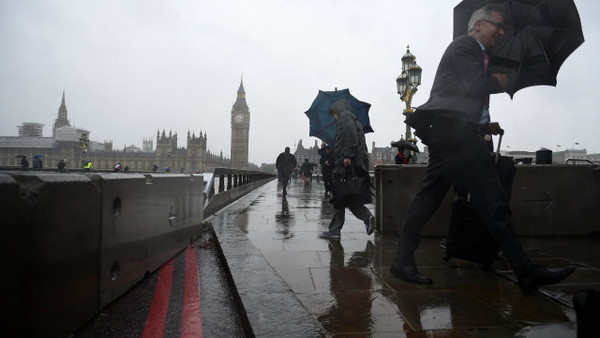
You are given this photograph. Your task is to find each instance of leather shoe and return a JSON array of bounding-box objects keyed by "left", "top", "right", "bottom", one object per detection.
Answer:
[
  {"left": 390, "top": 264, "right": 432, "bottom": 285},
  {"left": 518, "top": 265, "right": 576, "bottom": 295},
  {"left": 320, "top": 231, "right": 340, "bottom": 239}
]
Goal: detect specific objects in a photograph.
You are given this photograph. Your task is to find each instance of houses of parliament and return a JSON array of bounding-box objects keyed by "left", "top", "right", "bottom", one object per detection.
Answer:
[{"left": 0, "top": 80, "right": 251, "bottom": 172}]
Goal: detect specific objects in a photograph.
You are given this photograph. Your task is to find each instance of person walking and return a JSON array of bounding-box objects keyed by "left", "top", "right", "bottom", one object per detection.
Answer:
[
  {"left": 390, "top": 4, "right": 574, "bottom": 294},
  {"left": 321, "top": 98, "right": 375, "bottom": 239},
  {"left": 319, "top": 146, "right": 335, "bottom": 196},
  {"left": 276, "top": 147, "right": 297, "bottom": 195},
  {"left": 395, "top": 148, "right": 411, "bottom": 165},
  {"left": 84, "top": 161, "right": 93, "bottom": 172},
  {"left": 57, "top": 159, "right": 66, "bottom": 172},
  {"left": 33, "top": 155, "right": 43, "bottom": 168},
  {"left": 20, "top": 157, "right": 29, "bottom": 169},
  {"left": 300, "top": 158, "right": 313, "bottom": 186}
]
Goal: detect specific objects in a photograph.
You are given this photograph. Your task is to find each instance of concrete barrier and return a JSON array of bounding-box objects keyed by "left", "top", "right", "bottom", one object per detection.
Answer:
[
  {"left": 0, "top": 172, "right": 204, "bottom": 337},
  {"left": 375, "top": 164, "right": 600, "bottom": 236},
  {"left": 93, "top": 173, "right": 205, "bottom": 308},
  {"left": 0, "top": 172, "right": 102, "bottom": 337}
]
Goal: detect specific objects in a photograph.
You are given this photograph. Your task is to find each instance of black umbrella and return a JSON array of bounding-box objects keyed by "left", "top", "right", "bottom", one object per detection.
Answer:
[
  {"left": 391, "top": 140, "right": 420, "bottom": 153},
  {"left": 16, "top": 155, "right": 26, "bottom": 158},
  {"left": 454, "top": 0, "right": 584, "bottom": 97}
]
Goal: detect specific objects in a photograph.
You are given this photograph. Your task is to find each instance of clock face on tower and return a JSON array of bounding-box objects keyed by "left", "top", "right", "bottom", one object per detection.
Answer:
[{"left": 234, "top": 114, "right": 244, "bottom": 123}]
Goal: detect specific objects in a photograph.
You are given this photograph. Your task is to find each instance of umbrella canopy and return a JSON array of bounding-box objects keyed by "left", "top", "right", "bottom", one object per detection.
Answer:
[
  {"left": 304, "top": 88, "right": 373, "bottom": 146},
  {"left": 34, "top": 154, "right": 45, "bottom": 158},
  {"left": 16, "top": 155, "right": 27, "bottom": 158},
  {"left": 454, "top": 0, "right": 584, "bottom": 97},
  {"left": 391, "top": 140, "right": 420, "bottom": 153}
]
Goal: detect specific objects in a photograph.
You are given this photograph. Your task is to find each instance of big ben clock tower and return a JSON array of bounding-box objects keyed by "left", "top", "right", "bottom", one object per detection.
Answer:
[{"left": 230, "top": 78, "right": 250, "bottom": 169}]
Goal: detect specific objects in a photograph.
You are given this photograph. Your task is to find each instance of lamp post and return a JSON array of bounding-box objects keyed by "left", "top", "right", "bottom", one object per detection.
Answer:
[
  {"left": 395, "top": 45, "right": 422, "bottom": 163},
  {"left": 79, "top": 132, "right": 89, "bottom": 168}
]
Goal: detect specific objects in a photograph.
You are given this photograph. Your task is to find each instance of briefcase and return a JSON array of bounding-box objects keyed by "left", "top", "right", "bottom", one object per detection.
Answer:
[{"left": 331, "top": 166, "right": 372, "bottom": 208}]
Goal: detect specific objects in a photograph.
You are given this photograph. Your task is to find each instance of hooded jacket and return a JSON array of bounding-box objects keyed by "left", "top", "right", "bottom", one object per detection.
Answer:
[{"left": 329, "top": 99, "right": 370, "bottom": 176}]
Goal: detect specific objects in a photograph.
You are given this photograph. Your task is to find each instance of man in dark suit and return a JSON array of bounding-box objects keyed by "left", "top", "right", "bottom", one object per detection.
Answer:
[
  {"left": 276, "top": 147, "right": 297, "bottom": 195},
  {"left": 390, "top": 4, "right": 574, "bottom": 294}
]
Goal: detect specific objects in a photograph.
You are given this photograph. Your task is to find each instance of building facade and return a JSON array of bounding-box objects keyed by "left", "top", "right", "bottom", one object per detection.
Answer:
[
  {"left": 294, "top": 139, "right": 321, "bottom": 165},
  {"left": 230, "top": 79, "right": 250, "bottom": 170},
  {"left": 0, "top": 93, "right": 230, "bottom": 171}
]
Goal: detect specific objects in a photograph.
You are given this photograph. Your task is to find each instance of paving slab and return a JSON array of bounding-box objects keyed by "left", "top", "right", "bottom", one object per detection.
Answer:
[{"left": 208, "top": 178, "right": 600, "bottom": 337}]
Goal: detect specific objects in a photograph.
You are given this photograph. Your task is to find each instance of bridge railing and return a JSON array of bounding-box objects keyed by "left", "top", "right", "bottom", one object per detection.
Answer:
[{"left": 202, "top": 168, "right": 276, "bottom": 217}]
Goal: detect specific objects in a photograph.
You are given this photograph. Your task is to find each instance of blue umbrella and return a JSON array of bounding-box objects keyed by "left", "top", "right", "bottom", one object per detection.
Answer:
[{"left": 304, "top": 88, "right": 373, "bottom": 146}]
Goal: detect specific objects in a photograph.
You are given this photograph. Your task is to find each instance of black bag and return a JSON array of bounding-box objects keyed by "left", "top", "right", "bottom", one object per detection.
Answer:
[
  {"left": 442, "top": 132, "right": 515, "bottom": 269},
  {"left": 573, "top": 289, "right": 600, "bottom": 338},
  {"left": 331, "top": 166, "right": 372, "bottom": 208},
  {"left": 443, "top": 197, "right": 501, "bottom": 269},
  {"left": 405, "top": 109, "right": 433, "bottom": 145}
]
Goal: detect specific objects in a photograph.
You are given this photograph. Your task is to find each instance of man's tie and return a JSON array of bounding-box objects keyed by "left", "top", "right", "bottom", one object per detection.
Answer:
[
  {"left": 483, "top": 50, "right": 490, "bottom": 108},
  {"left": 483, "top": 50, "right": 489, "bottom": 73}
]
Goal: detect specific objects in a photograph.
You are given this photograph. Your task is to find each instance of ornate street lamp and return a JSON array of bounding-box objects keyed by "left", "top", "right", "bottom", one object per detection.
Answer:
[
  {"left": 79, "top": 132, "right": 89, "bottom": 168},
  {"left": 395, "top": 45, "right": 422, "bottom": 163}
]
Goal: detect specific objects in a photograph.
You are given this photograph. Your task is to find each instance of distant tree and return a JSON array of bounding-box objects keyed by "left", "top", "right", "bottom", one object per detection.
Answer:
[{"left": 259, "top": 163, "right": 276, "bottom": 174}]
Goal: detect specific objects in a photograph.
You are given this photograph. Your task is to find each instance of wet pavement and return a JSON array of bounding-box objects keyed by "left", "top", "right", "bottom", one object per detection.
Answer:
[{"left": 208, "top": 177, "right": 600, "bottom": 337}]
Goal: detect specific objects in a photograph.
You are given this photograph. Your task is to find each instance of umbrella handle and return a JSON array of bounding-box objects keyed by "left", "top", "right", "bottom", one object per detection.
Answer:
[{"left": 494, "top": 131, "right": 504, "bottom": 164}]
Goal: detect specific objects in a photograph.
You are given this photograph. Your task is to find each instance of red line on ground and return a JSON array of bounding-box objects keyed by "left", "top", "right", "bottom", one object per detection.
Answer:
[
  {"left": 142, "top": 259, "right": 175, "bottom": 338},
  {"left": 181, "top": 246, "right": 203, "bottom": 338}
]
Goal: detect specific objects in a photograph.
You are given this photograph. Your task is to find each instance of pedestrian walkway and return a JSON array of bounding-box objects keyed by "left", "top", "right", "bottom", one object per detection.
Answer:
[{"left": 209, "top": 177, "right": 600, "bottom": 337}]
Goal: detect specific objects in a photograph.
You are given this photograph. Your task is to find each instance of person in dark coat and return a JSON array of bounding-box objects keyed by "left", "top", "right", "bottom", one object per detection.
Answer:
[
  {"left": 320, "top": 98, "right": 375, "bottom": 239},
  {"left": 58, "top": 159, "right": 66, "bottom": 172},
  {"left": 21, "top": 157, "right": 29, "bottom": 169},
  {"left": 299, "top": 158, "right": 313, "bottom": 185},
  {"left": 276, "top": 147, "right": 297, "bottom": 195},
  {"left": 319, "top": 146, "right": 335, "bottom": 195},
  {"left": 390, "top": 4, "right": 574, "bottom": 294},
  {"left": 300, "top": 158, "right": 313, "bottom": 177},
  {"left": 395, "top": 148, "right": 411, "bottom": 164},
  {"left": 33, "top": 156, "right": 43, "bottom": 168}
]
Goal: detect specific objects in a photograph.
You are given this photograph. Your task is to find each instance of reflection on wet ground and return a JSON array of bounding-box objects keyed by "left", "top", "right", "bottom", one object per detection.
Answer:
[{"left": 232, "top": 178, "right": 600, "bottom": 336}]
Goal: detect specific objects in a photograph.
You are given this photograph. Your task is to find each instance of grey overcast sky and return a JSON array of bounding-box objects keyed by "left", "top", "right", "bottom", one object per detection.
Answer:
[{"left": 1, "top": 0, "right": 598, "bottom": 165}]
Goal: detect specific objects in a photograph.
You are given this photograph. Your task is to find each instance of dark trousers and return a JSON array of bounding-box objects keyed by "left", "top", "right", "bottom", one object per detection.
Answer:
[
  {"left": 395, "top": 116, "right": 533, "bottom": 277},
  {"left": 328, "top": 203, "right": 372, "bottom": 234},
  {"left": 279, "top": 173, "right": 291, "bottom": 191},
  {"left": 323, "top": 177, "right": 333, "bottom": 193}
]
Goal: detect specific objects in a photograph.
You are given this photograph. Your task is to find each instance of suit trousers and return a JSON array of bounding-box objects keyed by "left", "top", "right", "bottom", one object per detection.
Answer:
[
  {"left": 328, "top": 203, "right": 372, "bottom": 235},
  {"left": 395, "top": 116, "right": 533, "bottom": 277}
]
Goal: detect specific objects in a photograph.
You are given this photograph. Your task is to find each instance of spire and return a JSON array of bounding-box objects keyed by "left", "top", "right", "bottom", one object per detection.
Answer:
[
  {"left": 237, "top": 75, "right": 245, "bottom": 94},
  {"left": 233, "top": 76, "right": 247, "bottom": 105},
  {"left": 52, "top": 90, "right": 70, "bottom": 137},
  {"left": 58, "top": 90, "right": 68, "bottom": 120}
]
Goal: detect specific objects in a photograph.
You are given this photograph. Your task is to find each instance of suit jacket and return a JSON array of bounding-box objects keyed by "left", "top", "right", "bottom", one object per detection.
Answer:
[{"left": 407, "top": 35, "right": 505, "bottom": 142}]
